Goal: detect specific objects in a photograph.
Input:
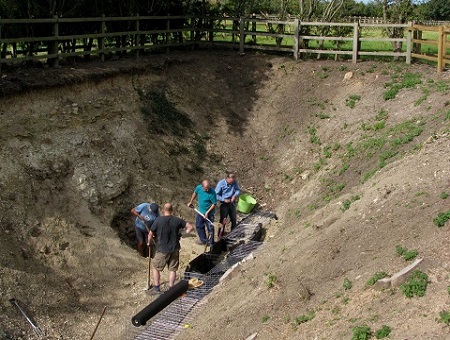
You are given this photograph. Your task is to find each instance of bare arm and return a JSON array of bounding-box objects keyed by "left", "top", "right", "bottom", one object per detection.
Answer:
[
  {"left": 187, "top": 192, "right": 197, "bottom": 207},
  {"left": 131, "top": 207, "right": 144, "bottom": 220},
  {"left": 185, "top": 222, "right": 194, "bottom": 234}
]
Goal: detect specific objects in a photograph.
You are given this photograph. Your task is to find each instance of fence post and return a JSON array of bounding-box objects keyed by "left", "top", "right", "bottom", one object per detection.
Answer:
[
  {"left": 251, "top": 13, "right": 256, "bottom": 44},
  {"left": 293, "top": 18, "right": 299, "bottom": 61},
  {"left": 0, "top": 16, "right": 2, "bottom": 74},
  {"left": 239, "top": 16, "right": 244, "bottom": 54},
  {"left": 166, "top": 17, "right": 170, "bottom": 53},
  {"left": 352, "top": 22, "right": 359, "bottom": 63},
  {"left": 406, "top": 21, "right": 412, "bottom": 64},
  {"left": 209, "top": 18, "right": 214, "bottom": 42},
  {"left": 437, "top": 25, "right": 444, "bottom": 73},
  {"left": 52, "top": 15, "right": 59, "bottom": 67},
  {"left": 135, "top": 15, "right": 140, "bottom": 58},
  {"left": 99, "top": 15, "right": 105, "bottom": 62}
]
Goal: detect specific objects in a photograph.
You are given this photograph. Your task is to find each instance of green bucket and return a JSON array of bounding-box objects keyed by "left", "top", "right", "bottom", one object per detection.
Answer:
[{"left": 237, "top": 194, "right": 257, "bottom": 214}]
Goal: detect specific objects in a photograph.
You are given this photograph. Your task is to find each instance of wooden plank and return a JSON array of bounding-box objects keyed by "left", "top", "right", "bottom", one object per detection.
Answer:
[
  {"left": 360, "top": 37, "right": 406, "bottom": 42},
  {"left": 242, "top": 31, "right": 293, "bottom": 38},
  {"left": 438, "top": 25, "right": 444, "bottom": 72},
  {"left": 359, "top": 51, "right": 407, "bottom": 56},
  {"left": 239, "top": 16, "right": 244, "bottom": 53},
  {"left": 360, "top": 23, "right": 408, "bottom": 28},
  {"left": 0, "top": 36, "right": 56, "bottom": 43},
  {"left": 412, "top": 38, "right": 439, "bottom": 46},
  {"left": 243, "top": 44, "right": 293, "bottom": 52},
  {"left": 301, "top": 35, "right": 353, "bottom": 41},
  {"left": 411, "top": 53, "right": 438, "bottom": 62},
  {"left": 352, "top": 22, "right": 359, "bottom": 63},
  {"left": 299, "top": 49, "right": 353, "bottom": 55},
  {"left": 413, "top": 24, "right": 440, "bottom": 32},
  {"left": 243, "top": 18, "right": 293, "bottom": 25},
  {"left": 406, "top": 22, "right": 412, "bottom": 64},
  {"left": 299, "top": 22, "right": 355, "bottom": 27},
  {"left": 0, "top": 18, "right": 55, "bottom": 24},
  {"left": 293, "top": 18, "right": 299, "bottom": 60}
]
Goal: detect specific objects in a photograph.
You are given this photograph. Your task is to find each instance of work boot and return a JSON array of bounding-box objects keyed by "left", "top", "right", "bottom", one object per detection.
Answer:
[{"left": 148, "top": 286, "right": 161, "bottom": 295}]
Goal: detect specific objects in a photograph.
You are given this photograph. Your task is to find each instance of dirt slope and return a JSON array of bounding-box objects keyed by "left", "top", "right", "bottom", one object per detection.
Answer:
[{"left": 1, "top": 51, "right": 450, "bottom": 340}]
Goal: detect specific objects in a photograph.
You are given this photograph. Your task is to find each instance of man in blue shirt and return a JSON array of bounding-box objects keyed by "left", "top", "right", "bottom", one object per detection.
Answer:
[
  {"left": 216, "top": 172, "right": 241, "bottom": 233},
  {"left": 187, "top": 180, "right": 217, "bottom": 246},
  {"left": 131, "top": 202, "right": 160, "bottom": 257}
]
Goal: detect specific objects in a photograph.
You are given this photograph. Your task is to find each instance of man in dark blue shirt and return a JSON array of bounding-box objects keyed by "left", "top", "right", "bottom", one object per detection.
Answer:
[{"left": 215, "top": 172, "right": 241, "bottom": 233}]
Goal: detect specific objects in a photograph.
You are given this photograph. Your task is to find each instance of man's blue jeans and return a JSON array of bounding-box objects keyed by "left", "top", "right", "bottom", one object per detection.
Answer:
[{"left": 195, "top": 214, "right": 214, "bottom": 245}]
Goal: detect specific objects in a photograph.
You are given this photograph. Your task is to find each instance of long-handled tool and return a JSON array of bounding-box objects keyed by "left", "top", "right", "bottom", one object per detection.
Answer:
[
  {"left": 143, "top": 221, "right": 156, "bottom": 291},
  {"left": 217, "top": 217, "right": 228, "bottom": 240},
  {"left": 189, "top": 205, "right": 214, "bottom": 252},
  {"left": 9, "top": 298, "right": 44, "bottom": 338}
]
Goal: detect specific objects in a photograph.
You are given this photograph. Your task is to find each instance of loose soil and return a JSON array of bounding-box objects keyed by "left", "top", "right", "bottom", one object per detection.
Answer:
[{"left": 0, "top": 51, "right": 449, "bottom": 340}]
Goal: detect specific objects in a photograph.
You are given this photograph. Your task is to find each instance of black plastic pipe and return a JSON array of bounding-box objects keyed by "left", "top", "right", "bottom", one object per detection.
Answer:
[{"left": 131, "top": 280, "right": 189, "bottom": 327}]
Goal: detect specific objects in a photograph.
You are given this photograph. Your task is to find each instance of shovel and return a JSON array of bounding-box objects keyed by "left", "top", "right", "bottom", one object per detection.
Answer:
[
  {"left": 9, "top": 298, "right": 44, "bottom": 338},
  {"left": 189, "top": 205, "right": 214, "bottom": 252}
]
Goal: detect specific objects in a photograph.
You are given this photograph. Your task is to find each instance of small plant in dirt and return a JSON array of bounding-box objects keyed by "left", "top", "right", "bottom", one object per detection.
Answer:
[
  {"left": 323, "top": 146, "right": 332, "bottom": 158},
  {"left": 351, "top": 325, "right": 372, "bottom": 340},
  {"left": 438, "top": 310, "right": 450, "bottom": 325},
  {"left": 440, "top": 192, "right": 449, "bottom": 199},
  {"left": 261, "top": 314, "right": 270, "bottom": 323},
  {"left": 315, "top": 112, "right": 330, "bottom": 119},
  {"left": 346, "top": 94, "right": 361, "bottom": 109},
  {"left": 307, "top": 126, "right": 321, "bottom": 145},
  {"left": 265, "top": 273, "right": 278, "bottom": 288},
  {"left": 293, "top": 310, "right": 315, "bottom": 325},
  {"left": 447, "top": 285, "right": 450, "bottom": 295},
  {"left": 313, "top": 158, "right": 327, "bottom": 172},
  {"left": 367, "top": 272, "right": 388, "bottom": 286},
  {"left": 375, "top": 109, "right": 388, "bottom": 121},
  {"left": 400, "top": 270, "right": 428, "bottom": 298},
  {"left": 343, "top": 278, "right": 353, "bottom": 290},
  {"left": 395, "top": 245, "right": 419, "bottom": 261},
  {"left": 374, "top": 325, "right": 392, "bottom": 339},
  {"left": 433, "top": 210, "right": 450, "bottom": 227},
  {"left": 341, "top": 195, "right": 361, "bottom": 212},
  {"left": 383, "top": 72, "right": 422, "bottom": 100}
]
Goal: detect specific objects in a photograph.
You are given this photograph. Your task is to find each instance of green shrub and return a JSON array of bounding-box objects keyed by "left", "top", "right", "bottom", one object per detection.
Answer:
[
  {"left": 375, "top": 325, "right": 392, "bottom": 339},
  {"left": 367, "top": 272, "right": 388, "bottom": 286},
  {"left": 352, "top": 325, "right": 372, "bottom": 340},
  {"left": 265, "top": 273, "right": 277, "bottom": 288},
  {"left": 400, "top": 270, "right": 428, "bottom": 298},
  {"left": 440, "top": 192, "right": 449, "bottom": 199},
  {"left": 343, "top": 278, "right": 353, "bottom": 290},
  {"left": 293, "top": 311, "right": 315, "bottom": 325},
  {"left": 395, "top": 245, "right": 418, "bottom": 261},
  {"left": 346, "top": 95, "right": 361, "bottom": 109},
  {"left": 439, "top": 310, "right": 450, "bottom": 325},
  {"left": 341, "top": 195, "right": 361, "bottom": 212},
  {"left": 433, "top": 210, "right": 450, "bottom": 227},
  {"left": 261, "top": 315, "right": 270, "bottom": 323},
  {"left": 375, "top": 109, "right": 388, "bottom": 121}
]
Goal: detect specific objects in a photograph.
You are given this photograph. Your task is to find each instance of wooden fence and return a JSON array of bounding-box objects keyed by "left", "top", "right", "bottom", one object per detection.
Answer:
[
  {"left": 0, "top": 16, "right": 449, "bottom": 73},
  {"left": 411, "top": 24, "right": 450, "bottom": 72}
]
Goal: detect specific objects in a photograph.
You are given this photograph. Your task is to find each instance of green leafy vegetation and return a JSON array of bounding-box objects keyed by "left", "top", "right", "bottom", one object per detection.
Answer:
[
  {"left": 308, "top": 126, "right": 321, "bottom": 145},
  {"left": 341, "top": 195, "right": 361, "bottom": 212},
  {"left": 343, "top": 278, "right": 353, "bottom": 290},
  {"left": 375, "top": 109, "right": 388, "bottom": 121},
  {"left": 351, "top": 325, "right": 372, "bottom": 340},
  {"left": 384, "top": 72, "right": 422, "bottom": 100},
  {"left": 367, "top": 272, "right": 388, "bottom": 286},
  {"left": 395, "top": 245, "right": 419, "bottom": 261},
  {"left": 261, "top": 315, "right": 270, "bottom": 323},
  {"left": 375, "top": 325, "right": 392, "bottom": 339},
  {"left": 315, "top": 112, "right": 330, "bottom": 119},
  {"left": 433, "top": 210, "right": 450, "bottom": 227},
  {"left": 346, "top": 94, "right": 361, "bottom": 109},
  {"left": 440, "top": 192, "right": 449, "bottom": 199},
  {"left": 438, "top": 311, "right": 450, "bottom": 325},
  {"left": 400, "top": 270, "right": 428, "bottom": 298},
  {"left": 265, "top": 273, "right": 278, "bottom": 288},
  {"left": 293, "top": 310, "right": 315, "bottom": 325}
]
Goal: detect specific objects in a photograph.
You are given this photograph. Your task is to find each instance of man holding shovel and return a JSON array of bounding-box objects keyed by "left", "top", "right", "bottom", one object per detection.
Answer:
[
  {"left": 131, "top": 202, "right": 160, "bottom": 257},
  {"left": 187, "top": 180, "right": 217, "bottom": 247}
]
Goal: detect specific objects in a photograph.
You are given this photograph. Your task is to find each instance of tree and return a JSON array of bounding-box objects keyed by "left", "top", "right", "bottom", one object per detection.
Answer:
[
  {"left": 378, "top": 0, "right": 413, "bottom": 53},
  {"left": 424, "top": 0, "right": 450, "bottom": 20}
]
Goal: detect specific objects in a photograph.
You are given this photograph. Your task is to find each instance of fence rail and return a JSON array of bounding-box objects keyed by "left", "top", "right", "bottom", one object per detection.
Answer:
[{"left": 0, "top": 16, "right": 449, "bottom": 72}]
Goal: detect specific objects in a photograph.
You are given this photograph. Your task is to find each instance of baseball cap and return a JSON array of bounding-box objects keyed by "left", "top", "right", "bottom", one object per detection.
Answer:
[{"left": 150, "top": 203, "right": 159, "bottom": 213}]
